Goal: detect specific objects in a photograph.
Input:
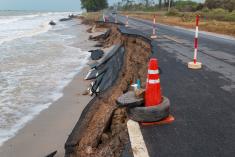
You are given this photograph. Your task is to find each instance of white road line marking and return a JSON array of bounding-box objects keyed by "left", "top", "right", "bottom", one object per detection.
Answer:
[
  {"left": 127, "top": 120, "right": 150, "bottom": 157},
  {"left": 163, "top": 35, "right": 183, "bottom": 44}
]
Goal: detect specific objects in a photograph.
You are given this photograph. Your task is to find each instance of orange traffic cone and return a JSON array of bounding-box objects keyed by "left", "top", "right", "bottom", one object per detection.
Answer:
[
  {"left": 145, "top": 58, "right": 162, "bottom": 107},
  {"left": 142, "top": 58, "right": 174, "bottom": 126}
]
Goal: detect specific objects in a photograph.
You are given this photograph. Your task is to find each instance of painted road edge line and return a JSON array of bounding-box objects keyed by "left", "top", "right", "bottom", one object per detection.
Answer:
[{"left": 127, "top": 120, "right": 150, "bottom": 157}]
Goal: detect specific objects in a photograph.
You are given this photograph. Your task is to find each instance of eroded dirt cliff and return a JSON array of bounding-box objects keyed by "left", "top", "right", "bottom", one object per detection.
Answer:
[{"left": 68, "top": 24, "right": 152, "bottom": 157}]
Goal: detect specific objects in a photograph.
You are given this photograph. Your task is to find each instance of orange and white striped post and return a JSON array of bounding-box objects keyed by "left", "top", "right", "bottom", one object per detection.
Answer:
[
  {"left": 188, "top": 15, "right": 202, "bottom": 69},
  {"left": 103, "top": 13, "right": 105, "bottom": 22},
  {"left": 151, "top": 15, "right": 157, "bottom": 39},
  {"left": 194, "top": 15, "right": 199, "bottom": 64},
  {"left": 125, "top": 15, "right": 129, "bottom": 27}
]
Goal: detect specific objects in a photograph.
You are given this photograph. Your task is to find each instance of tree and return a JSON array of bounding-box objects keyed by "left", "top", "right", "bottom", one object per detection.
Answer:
[
  {"left": 174, "top": 0, "right": 198, "bottom": 12},
  {"left": 205, "top": 0, "right": 235, "bottom": 12},
  {"left": 80, "top": 0, "right": 108, "bottom": 12},
  {"left": 159, "top": 0, "right": 162, "bottom": 8},
  {"left": 144, "top": 0, "right": 149, "bottom": 7}
]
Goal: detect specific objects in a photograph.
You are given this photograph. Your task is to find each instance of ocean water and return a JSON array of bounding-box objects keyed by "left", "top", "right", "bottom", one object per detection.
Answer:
[{"left": 0, "top": 11, "right": 89, "bottom": 146}]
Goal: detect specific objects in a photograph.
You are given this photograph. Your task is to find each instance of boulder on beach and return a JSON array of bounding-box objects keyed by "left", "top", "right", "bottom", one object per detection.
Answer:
[
  {"left": 69, "top": 14, "right": 76, "bottom": 18},
  {"left": 59, "top": 14, "right": 76, "bottom": 22},
  {"left": 49, "top": 20, "right": 56, "bottom": 25},
  {"left": 89, "top": 49, "right": 104, "bottom": 60},
  {"left": 59, "top": 18, "right": 71, "bottom": 22}
]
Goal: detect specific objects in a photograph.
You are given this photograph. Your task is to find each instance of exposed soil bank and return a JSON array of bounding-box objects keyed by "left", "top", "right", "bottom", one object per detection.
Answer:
[{"left": 66, "top": 24, "right": 152, "bottom": 157}]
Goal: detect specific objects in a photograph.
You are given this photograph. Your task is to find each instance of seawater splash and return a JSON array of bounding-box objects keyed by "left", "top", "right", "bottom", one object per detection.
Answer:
[
  {"left": 0, "top": 11, "right": 80, "bottom": 45},
  {"left": 0, "top": 11, "right": 88, "bottom": 146},
  {"left": 0, "top": 22, "right": 51, "bottom": 45}
]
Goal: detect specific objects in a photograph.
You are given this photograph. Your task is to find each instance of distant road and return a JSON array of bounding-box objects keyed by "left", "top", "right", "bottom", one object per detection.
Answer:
[{"left": 116, "top": 14, "right": 235, "bottom": 90}]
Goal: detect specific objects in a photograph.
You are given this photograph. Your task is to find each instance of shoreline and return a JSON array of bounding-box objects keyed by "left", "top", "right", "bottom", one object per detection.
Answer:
[
  {"left": 0, "top": 18, "right": 99, "bottom": 157},
  {"left": 0, "top": 66, "right": 93, "bottom": 157}
]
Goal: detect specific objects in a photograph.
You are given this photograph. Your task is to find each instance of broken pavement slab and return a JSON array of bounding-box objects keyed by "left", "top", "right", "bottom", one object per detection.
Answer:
[{"left": 116, "top": 91, "right": 144, "bottom": 108}]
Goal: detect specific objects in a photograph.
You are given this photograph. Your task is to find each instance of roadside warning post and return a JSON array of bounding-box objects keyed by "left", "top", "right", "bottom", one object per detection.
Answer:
[
  {"left": 103, "top": 13, "right": 105, "bottom": 22},
  {"left": 151, "top": 15, "right": 157, "bottom": 39},
  {"left": 188, "top": 15, "right": 202, "bottom": 69},
  {"left": 115, "top": 14, "right": 118, "bottom": 23},
  {"left": 125, "top": 15, "right": 129, "bottom": 27}
]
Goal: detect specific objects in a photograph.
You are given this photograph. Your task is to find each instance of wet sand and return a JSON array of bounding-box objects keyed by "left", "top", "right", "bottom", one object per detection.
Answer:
[{"left": 0, "top": 66, "right": 93, "bottom": 157}]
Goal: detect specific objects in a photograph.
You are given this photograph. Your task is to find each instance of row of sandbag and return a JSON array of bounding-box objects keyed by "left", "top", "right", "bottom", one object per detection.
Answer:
[{"left": 85, "top": 44, "right": 124, "bottom": 95}]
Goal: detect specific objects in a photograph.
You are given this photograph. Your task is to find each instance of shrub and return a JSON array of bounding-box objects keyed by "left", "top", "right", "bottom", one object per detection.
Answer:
[
  {"left": 205, "top": 0, "right": 235, "bottom": 12},
  {"left": 202, "top": 7, "right": 210, "bottom": 13},
  {"left": 224, "top": 11, "right": 235, "bottom": 21},
  {"left": 175, "top": 0, "right": 198, "bottom": 12},
  {"left": 207, "top": 8, "right": 229, "bottom": 21},
  {"left": 165, "top": 8, "right": 180, "bottom": 16},
  {"left": 201, "top": 8, "right": 235, "bottom": 22},
  {"left": 180, "top": 13, "right": 195, "bottom": 22}
]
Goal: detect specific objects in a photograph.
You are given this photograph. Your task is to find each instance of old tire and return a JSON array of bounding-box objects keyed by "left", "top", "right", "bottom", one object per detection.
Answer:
[{"left": 127, "top": 97, "right": 170, "bottom": 122}]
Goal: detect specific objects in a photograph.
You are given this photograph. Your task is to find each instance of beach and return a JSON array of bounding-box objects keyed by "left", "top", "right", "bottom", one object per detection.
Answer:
[
  {"left": 0, "top": 12, "right": 99, "bottom": 157},
  {"left": 0, "top": 67, "right": 93, "bottom": 157}
]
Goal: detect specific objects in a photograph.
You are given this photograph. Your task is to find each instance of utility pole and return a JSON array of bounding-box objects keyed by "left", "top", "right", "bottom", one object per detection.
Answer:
[{"left": 168, "top": 0, "right": 171, "bottom": 12}]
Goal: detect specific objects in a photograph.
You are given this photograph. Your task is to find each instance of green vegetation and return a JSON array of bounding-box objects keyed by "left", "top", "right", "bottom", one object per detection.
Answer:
[
  {"left": 174, "top": 0, "right": 203, "bottom": 12},
  {"left": 81, "top": 0, "right": 108, "bottom": 12},
  {"left": 205, "top": 0, "right": 235, "bottom": 12},
  {"left": 165, "top": 8, "right": 235, "bottom": 22},
  {"left": 116, "top": 0, "right": 235, "bottom": 22}
]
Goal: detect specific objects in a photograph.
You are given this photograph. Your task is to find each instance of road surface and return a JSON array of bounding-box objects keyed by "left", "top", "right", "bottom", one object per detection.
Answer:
[{"left": 110, "top": 14, "right": 235, "bottom": 157}]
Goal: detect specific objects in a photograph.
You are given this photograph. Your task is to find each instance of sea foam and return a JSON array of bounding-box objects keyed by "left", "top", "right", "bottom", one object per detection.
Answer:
[{"left": 0, "top": 11, "right": 87, "bottom": 146}]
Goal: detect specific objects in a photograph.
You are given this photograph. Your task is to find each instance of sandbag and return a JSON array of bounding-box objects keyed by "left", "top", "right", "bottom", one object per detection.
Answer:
[{"left": 89, "top": 49, "right": 104, "bottom": 60}]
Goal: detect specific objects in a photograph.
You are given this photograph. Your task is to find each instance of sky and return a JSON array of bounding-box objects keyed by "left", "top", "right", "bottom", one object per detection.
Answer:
[{"left": 0, "top": 0, "right": 205, "bottom": 11}]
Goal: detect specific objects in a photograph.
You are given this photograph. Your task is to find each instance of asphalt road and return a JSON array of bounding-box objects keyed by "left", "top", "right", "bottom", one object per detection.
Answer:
[{"left": 110, "top": 14, "right": 235, "bottom": 157}]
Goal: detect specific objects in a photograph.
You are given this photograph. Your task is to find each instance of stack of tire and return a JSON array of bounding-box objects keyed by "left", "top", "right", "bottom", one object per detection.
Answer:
[
  {"left": 117, "top": 91, "right": 170, "bottom": 123},
  {"left": 127, "top": 96, "right": 170, "bottom": 123}
]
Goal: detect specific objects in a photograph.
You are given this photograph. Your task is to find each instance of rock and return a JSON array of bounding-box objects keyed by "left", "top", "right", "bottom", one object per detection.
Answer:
[
  {"left": 59, "top": 18, "right": 71, "bottom": 22},
  {"left": 49, "top": 21, "right": 56, "bottom": 26},
  {"left": 82, "top": 89, "right": 89, "bottom": 95},
  {"left": 69, "top": 14, "right": 76, "bottom": 18},
  {"left": 114, "top": 108, "right": 122, "bottom": 115},
  {"left": 45, "top": 150, "right": 57, "bottom": 157},
  {"left": 119, "top": 131, "right": 128, "bottom": 142},
  {"left": 101, "top": 133, "right": 109, "bottom": 143},
  {"left": 59, "top": 16, "right": 74, "bottom": 22},
  {"left": 94, "top": 43, "right": 103, "bottom": 47},
  {"left": 89, "top": 49, "right": 104, "bottom": 60},
  {"left": 85, "top": 146, "right": 93, "bottom": 154},
  {"left": 135, "top": 88, "right": 145, "bottom": 98},
  {"left": 110, "top": 136, "right": 121, "bottom": 150},
  {"left": 91, "top": 25, "right": 96, "bottom": 33}
]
